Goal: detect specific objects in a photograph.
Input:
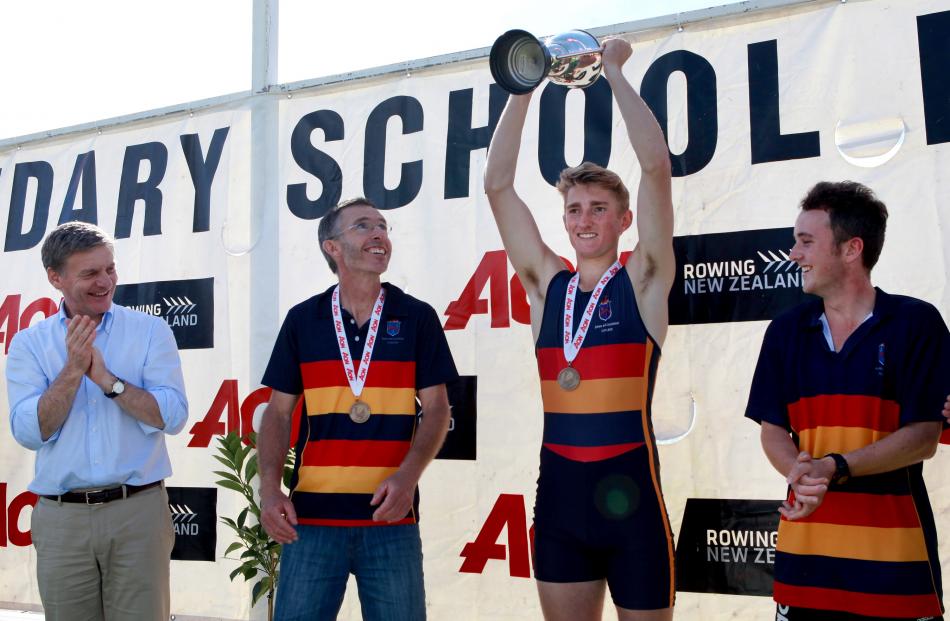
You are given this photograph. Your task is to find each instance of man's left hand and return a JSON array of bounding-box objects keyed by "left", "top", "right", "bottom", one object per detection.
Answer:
[
  {"left": 601, "top": 38, "right": 632, "bottom": 72},
  {"left": 370, "top": 470, "right": 418, "bottom": 523}
]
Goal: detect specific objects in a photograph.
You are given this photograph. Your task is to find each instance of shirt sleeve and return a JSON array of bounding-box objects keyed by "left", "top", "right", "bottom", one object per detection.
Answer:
[
  {"left": 261, "top": 308, "right": 304, "bottom": 396},
  {"left": 744, "top": 320, "right": 791, "bottom": 430},
  {"left": 895, "top": 302, "right": 950, "bottom": 427},
  {"left": 138, "top": 318, "right": 189, "bottom": 435},
  {"left": 6, "top": 331, "right": 60, "bottom": 449},
  {"left": 414, "top": 303, "right": 459, "bottom": 391}
]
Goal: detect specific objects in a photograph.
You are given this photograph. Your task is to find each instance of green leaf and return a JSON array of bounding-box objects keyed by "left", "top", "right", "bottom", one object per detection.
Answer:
[
  {"left": 224, "top": 542, "right": 243, "bottom": 557},
  {"left": 242, "top": 565, "right": 258, "bottom": 580},
  {"left": 213, "top": 454, "right": 237, "bottom": 471},
  {"left": 244, "top": 454, "right": 259, "bottom": 481},
  {"left": 251, "top": 576, "right": 273, "bottom": 607},
  {"left": 237, "top": 508, "right": 249, "bottom": 529},
  {"left": 213, "top": 470, "right": 243, "bottom": 485},
  {"left": 229, "top": 566, "right": 244, "bottom": 581},
  {"left": 236, "top": 443, "right": 253, "bottom": 473},
  {"left": 217, "top": 480, "right": 246, "bottom": 494}
]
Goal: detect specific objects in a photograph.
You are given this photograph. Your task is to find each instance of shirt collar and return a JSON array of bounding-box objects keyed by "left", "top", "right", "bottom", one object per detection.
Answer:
[
  {"left": 803, "top": 286, "right": 894, "bottom": 331},
  {"left": 315, "top": 282, "right": 408, "bottom": 319},
  {"left": 57, "top": 300, "right": 116, "bottom": 334}
]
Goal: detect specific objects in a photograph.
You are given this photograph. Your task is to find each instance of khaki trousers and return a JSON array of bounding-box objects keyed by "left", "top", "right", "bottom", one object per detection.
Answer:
[{"left": 31, "top": 484, "right": 175, "bottom": 621}]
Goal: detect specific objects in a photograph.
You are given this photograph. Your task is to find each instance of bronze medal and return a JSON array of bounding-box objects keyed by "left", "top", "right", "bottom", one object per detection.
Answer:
[
  {"left": 557, "top": 366, "right": 581, "bottom": 391},
  {"left": 349, "top": 400, "right": 371, "bottom": 423}
]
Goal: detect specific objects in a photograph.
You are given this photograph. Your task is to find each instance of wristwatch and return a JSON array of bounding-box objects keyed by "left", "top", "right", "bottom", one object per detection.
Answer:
[
  {"left": 826, "top": 452, "right": 850, "bottom": 485},
  {"left": 105, "top": 377, "right": 126, "bottom": 399}
]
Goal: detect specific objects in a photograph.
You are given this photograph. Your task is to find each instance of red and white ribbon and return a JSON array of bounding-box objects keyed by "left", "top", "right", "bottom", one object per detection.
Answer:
[
  {"left": 331, "top": 285, "right": 386, "bottom": 398},
  {"left": 563, "top": 261, "right": 622, "bottom": 364}
]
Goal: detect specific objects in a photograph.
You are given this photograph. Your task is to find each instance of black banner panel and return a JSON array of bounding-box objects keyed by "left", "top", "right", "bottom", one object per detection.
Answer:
[
  {"left": 167, "top": 486, "right": 217, "bottom": 562},
  {"left": 113, "top": 277, "right": 214, "bottom": 349},
  {"left": 670, "top": 228, "right": 809, "bottom": 325},
  {"left": 675, "top": 497, "right": 782, "bottom": 596},
  {"left": 421, "top": 375, "right": 477, "bottom": 461}
]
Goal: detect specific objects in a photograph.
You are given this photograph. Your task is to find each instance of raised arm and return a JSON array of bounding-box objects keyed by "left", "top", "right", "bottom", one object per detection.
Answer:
[
  {"left": 484, "top": 92, "right": 564, "bottom": 304},
  {"left": 603, "top": 39, "right": 675, "bottom": 343}
]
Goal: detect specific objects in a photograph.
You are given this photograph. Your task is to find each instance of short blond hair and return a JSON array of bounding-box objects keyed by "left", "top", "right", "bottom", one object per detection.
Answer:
[{"left": 555, "top": 162, "right": 630, "bottom": 212}]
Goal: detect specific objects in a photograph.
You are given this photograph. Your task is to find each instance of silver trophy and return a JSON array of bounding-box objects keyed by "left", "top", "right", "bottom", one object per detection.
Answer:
[{"left": 489, "top": 29, "right": 603, "bottom": 94}]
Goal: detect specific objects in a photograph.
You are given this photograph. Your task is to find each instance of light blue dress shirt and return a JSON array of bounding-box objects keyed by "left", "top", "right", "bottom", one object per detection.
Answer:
[{"left": 6, "top": 303, "right": 189, "bottom": 495}]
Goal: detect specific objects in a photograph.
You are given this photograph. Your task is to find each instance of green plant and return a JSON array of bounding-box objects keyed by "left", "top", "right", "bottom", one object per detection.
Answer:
[{"left": 214, "top": 431, "right": 294, "bottom": 620}]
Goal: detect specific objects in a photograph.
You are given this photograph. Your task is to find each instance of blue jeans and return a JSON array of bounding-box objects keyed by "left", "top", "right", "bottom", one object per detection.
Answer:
[{"left": 274, "top": 523, "right": 426, "bottom": 621}]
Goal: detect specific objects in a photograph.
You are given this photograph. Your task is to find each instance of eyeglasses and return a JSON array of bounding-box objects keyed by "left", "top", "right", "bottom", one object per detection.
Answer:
[{"left": 331, "top": 221, "right": 392, "bottom": 238}]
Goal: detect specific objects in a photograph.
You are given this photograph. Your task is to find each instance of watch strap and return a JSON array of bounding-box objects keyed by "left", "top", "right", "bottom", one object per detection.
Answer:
[
  {"left": 105, "top": 377, "right": 125, "bottom": 399},
  {"left": 827, "top": 452, "right": 850, "bottom": 484}
]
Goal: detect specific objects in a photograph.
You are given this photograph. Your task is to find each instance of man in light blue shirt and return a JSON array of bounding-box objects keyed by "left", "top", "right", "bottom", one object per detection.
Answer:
[{"left": 6, "top": 221, "right": 188, "bottom": 621}]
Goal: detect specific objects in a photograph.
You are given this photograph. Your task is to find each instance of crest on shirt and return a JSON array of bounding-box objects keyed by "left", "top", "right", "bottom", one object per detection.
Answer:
[
  {"left": 598, "top": 297, "right": 612, "bottom": 322},
  {"left": 386, "top": 320, "right": 401, "bottom": 336}
]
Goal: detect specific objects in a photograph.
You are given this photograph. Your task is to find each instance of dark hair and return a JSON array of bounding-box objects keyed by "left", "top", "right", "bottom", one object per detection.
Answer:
[
  {"left": 800, "top": 181, "right": 888, "bottom": 270},
  {"left": 41, "top": 222, "right": 114, "bottom": 273},
  {"left": 317, "top": 197, "right": 378, "bottom": 273},
  {"left": 556, "top": 162, "right": 630, "bottom": 212}
]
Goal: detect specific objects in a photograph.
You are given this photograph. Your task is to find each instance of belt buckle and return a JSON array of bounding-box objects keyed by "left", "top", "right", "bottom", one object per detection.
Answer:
[{"left": 84, "top": 489, "right": 109, "bottom": 505}]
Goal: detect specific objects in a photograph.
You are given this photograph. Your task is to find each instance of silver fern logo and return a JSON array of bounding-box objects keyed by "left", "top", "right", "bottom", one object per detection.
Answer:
[
  {"left": 682, "top": 248, "right": 801, "bottom": 295},
  {"left": 756, "top": 250, "right": 799, "bottom": 273},
  {"left": 163, "top": 296, "right": 197, "bottom": 315},
  {"left": 170, "top": 503, "right": 200, "bottom": 535},
  {"left": 161, "top": 295, "right": 199, "bottom": 328}
]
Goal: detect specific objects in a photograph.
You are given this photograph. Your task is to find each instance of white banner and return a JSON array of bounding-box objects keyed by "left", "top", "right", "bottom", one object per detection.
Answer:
[{"left": 2, "top": 1, "right": 949, "bottom": 618}]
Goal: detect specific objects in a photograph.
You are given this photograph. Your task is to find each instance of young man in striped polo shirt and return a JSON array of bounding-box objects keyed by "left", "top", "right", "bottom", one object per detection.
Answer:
[{"left": 746, "top": 181, "right": 948, "bottom": 620}]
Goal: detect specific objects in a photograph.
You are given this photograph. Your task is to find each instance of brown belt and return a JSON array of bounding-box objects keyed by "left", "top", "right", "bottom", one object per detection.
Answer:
[{"left": 43, "top": 480, "right": 163, "bottom": 505}]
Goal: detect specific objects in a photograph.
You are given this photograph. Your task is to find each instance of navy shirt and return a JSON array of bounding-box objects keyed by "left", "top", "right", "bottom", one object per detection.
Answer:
[
  {"left": 745, "top": 288, "right": 949, "bottom": 617},
  {"left": 262, "top": 283, "right": 458, "bottom": 526}
]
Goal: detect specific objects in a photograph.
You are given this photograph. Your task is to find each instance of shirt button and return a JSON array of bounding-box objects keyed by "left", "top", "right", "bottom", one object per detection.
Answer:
[
  {"left": 354, "top": 336, "right": 360, "bottom": 341},
  {"left": 350, "top": 318, "right": 356, "bottom": 325}
]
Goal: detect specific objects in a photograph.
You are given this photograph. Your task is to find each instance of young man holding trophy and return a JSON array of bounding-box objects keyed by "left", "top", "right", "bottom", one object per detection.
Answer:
[{"left": 485, "top": 36, "right": 676, "bottom": 621}]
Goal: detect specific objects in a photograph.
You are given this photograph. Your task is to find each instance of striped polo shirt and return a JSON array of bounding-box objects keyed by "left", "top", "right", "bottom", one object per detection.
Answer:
[
  {"left": 746, "top": 288, "right": 949, "bottom": 617},
  {"left": 262, "top": 283, "right": 458, "bottom": 526},
  {"left": 535, "top": 268, "right": 662, "bottom": 463}
]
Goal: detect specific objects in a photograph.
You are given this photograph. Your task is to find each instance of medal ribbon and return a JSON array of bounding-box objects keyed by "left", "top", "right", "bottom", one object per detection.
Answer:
[
  {"left": 563, "top": 261, "right": 622, "bottom": 365},
  {"left": 331, "top": 285, "right": 386, "bottom": 400}
]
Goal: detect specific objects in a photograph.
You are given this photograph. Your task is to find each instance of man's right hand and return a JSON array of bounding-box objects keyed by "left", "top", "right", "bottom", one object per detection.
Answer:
[
  {"left": 260, "top": 488, "right": 299, "bottom": 544},
  {"left": 64, "top": 315, "right": 96, "bottom": 376}
]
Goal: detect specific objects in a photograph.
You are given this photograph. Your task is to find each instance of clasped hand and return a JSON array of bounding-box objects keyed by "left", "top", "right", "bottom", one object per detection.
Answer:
[
  {"left": 781, "top": 451, "right": 832, "bottom": 521},
  {"left": 65, "top": 315, "right": 111, "bottom": 390}
]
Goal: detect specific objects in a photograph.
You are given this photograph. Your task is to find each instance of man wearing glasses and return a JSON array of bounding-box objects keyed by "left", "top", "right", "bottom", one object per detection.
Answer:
[{"left": 256, "top": 197, "right": 457, "bottom": 620}]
